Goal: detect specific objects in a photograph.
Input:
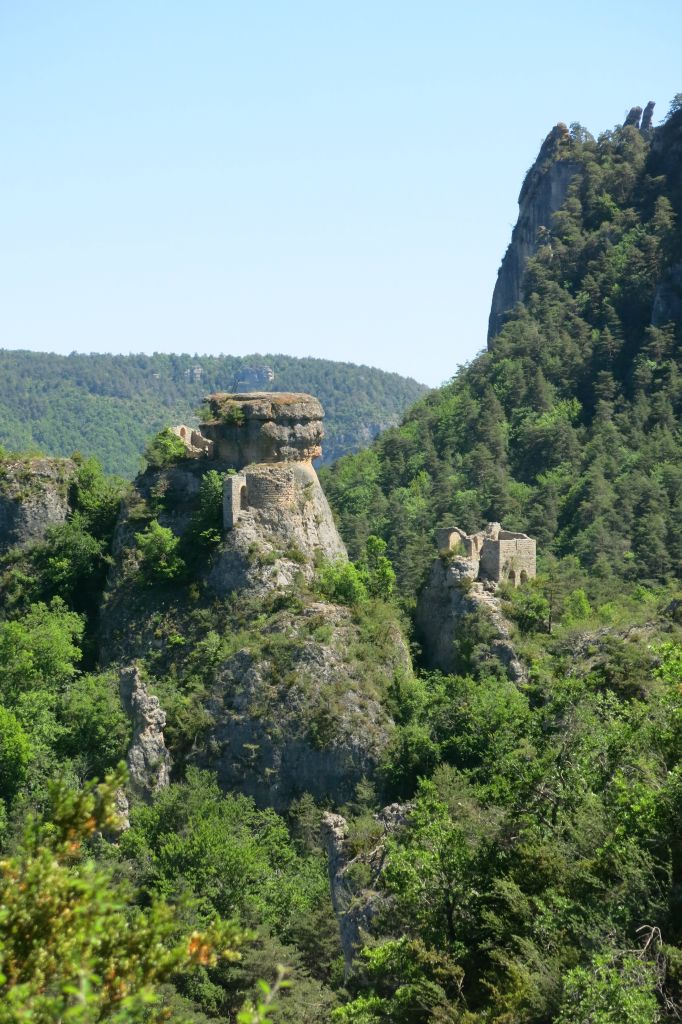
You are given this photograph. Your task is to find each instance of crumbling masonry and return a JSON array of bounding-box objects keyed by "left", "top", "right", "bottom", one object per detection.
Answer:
[{"left": 437, "top": 522, "right": 536, "bottom": 587}]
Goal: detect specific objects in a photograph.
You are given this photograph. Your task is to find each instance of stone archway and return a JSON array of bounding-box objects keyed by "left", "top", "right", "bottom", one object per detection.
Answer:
[{"left": 520, "top": 570, "right": 528, "bottom": 584}]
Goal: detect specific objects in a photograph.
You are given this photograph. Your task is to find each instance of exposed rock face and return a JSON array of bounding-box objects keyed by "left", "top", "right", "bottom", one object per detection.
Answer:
[
  {"left": 0, "top": 457, "right": 76, "bottom": 553},
  {"left": 119, "top": 664, "right": 171, "bottom": 801},
  {"left": 99, "top": 389, "right": 410, "bottom": 809},
  {"left": 322, "top": 803, "right": 411, "bottom": 975},
  {"left": 650, "top": 106, "right": 682, "bottom": 217},
  {"left": 200, "top": 392, "right": 324, "bottom": 466},
  {"left": 640, "top": 100, "right": 656, "bottom": 136},
  {"left": 200, "top": 602, "right": 403, "bottom": 809},
  {"left": 211, "top": 461, "right": 346, "bottom": 596},
  {"left": 624, "top": 105, "right": 643, "bottom": 128},
  {"left": 488, "top": 124, "right": 581, "bottom": 343},
  {"left": 416, "top": 556, "right": 526, "bottom": 682}
]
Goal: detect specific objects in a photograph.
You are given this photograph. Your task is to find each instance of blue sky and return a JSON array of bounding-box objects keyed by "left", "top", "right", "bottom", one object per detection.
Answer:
[{"left": 1, "top": 1, "right": 681, "bottom": 386}]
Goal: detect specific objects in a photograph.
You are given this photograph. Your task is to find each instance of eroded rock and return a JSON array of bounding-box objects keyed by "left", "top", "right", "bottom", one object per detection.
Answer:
[
  {"left": 322, "top": 803, "right": 412, "bottom": 975},
  {"left": 488, "top": 124, "right": 581, "bottom": 342},
  {"left": 0, "top": 457, "right": 76, "bottom": 553},
  {"left": 119, "top": 664, "right": 171, "bottom": 802}
]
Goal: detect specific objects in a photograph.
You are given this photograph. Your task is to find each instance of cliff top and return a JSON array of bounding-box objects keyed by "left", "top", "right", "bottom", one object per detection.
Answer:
[{"left": 204, "top": 391, "right": 324, "bottom": 423}]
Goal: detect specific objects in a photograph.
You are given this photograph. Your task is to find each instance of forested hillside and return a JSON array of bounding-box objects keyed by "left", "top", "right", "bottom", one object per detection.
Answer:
[
  {"left": 323, "top": 101, "right": 682, "bottom": 600},
  {"left": 0, "top": 351, "right": 426, "bottom": 475}
]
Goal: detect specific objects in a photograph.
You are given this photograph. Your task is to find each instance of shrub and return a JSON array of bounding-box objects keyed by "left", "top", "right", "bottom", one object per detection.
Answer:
[
  {"left": 144, "top": 428, "right": 187, "bottom": 469},
  {"left": 318, "top": 560, "right": 368, "bottom": 606},
  {"left": 190, "top": 470, "right": 224, "bottom": 545},
  {"left": 135, "top": 520, "right": 185, "bottom": 582}
]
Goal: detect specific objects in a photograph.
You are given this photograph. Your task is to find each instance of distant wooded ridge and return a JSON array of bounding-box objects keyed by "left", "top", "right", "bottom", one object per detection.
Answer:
[{"left": 0, "top": 350, "right": 427, "bottom": 476}]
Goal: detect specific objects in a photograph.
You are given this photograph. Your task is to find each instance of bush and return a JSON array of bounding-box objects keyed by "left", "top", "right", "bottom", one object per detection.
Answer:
[
  {"left": 318, "top": 560, "right": 368, "bottom": 606},
  {"left": 190, "top": 470, "right": 224, "bottom": 546},
  {"left": 135, "top": 520, "right": 185, "bottom": 582},
  {"left": 144, "top": 428, "right": 187, "bottom": 469}
]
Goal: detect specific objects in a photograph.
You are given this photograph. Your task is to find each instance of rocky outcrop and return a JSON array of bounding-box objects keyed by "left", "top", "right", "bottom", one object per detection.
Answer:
[
  {"left": 624, "top": 105, "right": 643, "bottom": 128},
  {"left": 652, "top": 261, "right": 682, "bottom": 328},
  {"left": 99, "top": 389, "right": 411, "bottom": 808},
  {"left": 197, "top": 602, "right": 404, "bottom": 809},
  {"left": 0, "top": 457, "right": 76, "bottom": 553},
  {"left": 119, "top": 664, "right": 171, "bottom": 801},
  {"left": 200, "top": 392, "right": 324, "bottom": 466},
  {"left": 322, "top": 803, "right": 411, "bottom": 975},
  {"left": 488, "top": 124, "right": 581, "bottom": 343},
  {"left": 416, "top": 556, "right": 526, "bottom": 682},
  {"left": 640, "top": 100, "right": 655, "bottom": 136},
  {"left": 211, "top": 461, "right": 346, "bottom": 596},
  {"left": 650, "top": 106, "right": 682, "bottom": 217}
]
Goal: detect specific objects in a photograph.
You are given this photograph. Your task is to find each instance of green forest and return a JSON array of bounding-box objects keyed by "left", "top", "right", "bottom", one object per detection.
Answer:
[
  {"left": 1, "top": 102, "right": 682, "bottom": 1024},
  {"left": 0, "top": 351, "right": 425, "bottom": 476}
]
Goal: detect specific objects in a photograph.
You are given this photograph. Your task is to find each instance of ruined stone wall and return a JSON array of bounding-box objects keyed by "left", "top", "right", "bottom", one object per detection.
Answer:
[
  {"left": 223, "top": 474, "right": 247, "bottom": 529},
  {"left": 478, "top": 541, "right": 502, "bottom": 582},
  {"left": 496, "top": 536, "right": 536, "bottom": 584},
  {"left": 436, "top": 523, "right": 536, "bottom": 587},
  {"left": 244, "top": 466, "right": 297, "bottom": 510}
]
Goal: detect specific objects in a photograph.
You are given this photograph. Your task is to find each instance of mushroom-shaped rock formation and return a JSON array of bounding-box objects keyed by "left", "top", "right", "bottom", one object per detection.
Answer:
[{"left": 199, "top": 391, "right": 324, "bottom": 467}]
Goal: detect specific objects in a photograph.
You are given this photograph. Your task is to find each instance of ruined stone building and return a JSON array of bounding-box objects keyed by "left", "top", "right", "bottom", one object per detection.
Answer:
[{"left": 436, "top": 522, "right": 536, "bottom": 587}]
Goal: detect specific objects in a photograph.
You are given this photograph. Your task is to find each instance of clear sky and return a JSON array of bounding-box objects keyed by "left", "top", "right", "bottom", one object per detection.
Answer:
[{"left": 1, "top": 1, "right": 681, "bottom": 387}]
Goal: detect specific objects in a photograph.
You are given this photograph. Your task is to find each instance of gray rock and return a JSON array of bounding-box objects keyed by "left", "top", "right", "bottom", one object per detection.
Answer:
[
  {"left": 624, "top": 105, "right": 643, "bottom": 128},
  {"left": 640, "top": 100, "right": 655, "bottom": 136},
  {"left": 200, "top": 391, "right": 324, "bottom": 466},
  {"left": 416, "top": 558, "right": 526, "bottom": 682},
  {"left": 322, "top": 803, "right": 412, "bottom": 975},
  {"left": 488, "top": 124, "right": 581, "bottom": 343},
  {"left": 119, "top": 664, "right": 171, "bottom": 801},
  {"left": 652, "top": 260, "right": 682, "bottom": 328},
  {"left": 0, "top": 457, "right": 76, "bottom": 553},
  {"left": 197, "top": 602, "right": 401, "bottom": 809}
]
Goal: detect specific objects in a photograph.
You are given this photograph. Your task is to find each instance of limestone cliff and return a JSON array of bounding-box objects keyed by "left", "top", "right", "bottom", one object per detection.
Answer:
[
  {"left": 488, "top": 123, "right": 581, "bottom": 343},
  {"left": 321, "top": 803, "right": 411, "bottom": 975},
  {"left": 489, "top": 103, "right": 682, "bottom": 345},
  {"left": 99, "top": 392, "right": 410, "bottom": 808},
  {"left": 0, "top": 456, "right": 76, "bottom": 553},
  {"left": 200, "top": 391, "right": 324, "bottom": 465},
  {"left": 119, "top": 664, "right": 171, "bottom": 801},
  {"left": 416, "top": 555, "right": 526, "bottom": 682}
]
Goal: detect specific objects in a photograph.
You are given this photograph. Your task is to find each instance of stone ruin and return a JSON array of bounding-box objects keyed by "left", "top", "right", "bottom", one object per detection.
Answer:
[
  {"left": 171, "top": 424, "right": 214, "bottom": 458},
  {"left": 172, "top": 392, "right": 327, "bottom": 532},
  {"left": 437, "top": 522, "right": 536, "bottom": 587}
]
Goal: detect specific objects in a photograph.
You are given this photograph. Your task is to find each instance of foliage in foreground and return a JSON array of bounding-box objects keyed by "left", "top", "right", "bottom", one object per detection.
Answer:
[{"left": 0, "top": 769, "right": 251, "bottom": 1024}]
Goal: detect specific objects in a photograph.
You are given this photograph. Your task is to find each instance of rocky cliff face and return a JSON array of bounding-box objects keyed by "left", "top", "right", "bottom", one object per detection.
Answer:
[
  {"left": 489, "top": 103, "right": 682, "bottom": 345},
  {"left": 99, "top": 392, "right": 411, "bottom": 809},
  {"left": 415, "top": 555, "right": 526, "bottom": 682},
  {"left": 200, "top": 391, "right": 324, "bottom": 465},
  {"left": 0, "top": 457, "right": 75, "bottom": 553},
  {"left": 488, "top": 123, "right": 581, "bottom": 343},
  {"left": 119, "top": 664, "right": 171, "bottom": 801},
  {"left": 321, "top": 803, "right": 411, "bottom": 975}
]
